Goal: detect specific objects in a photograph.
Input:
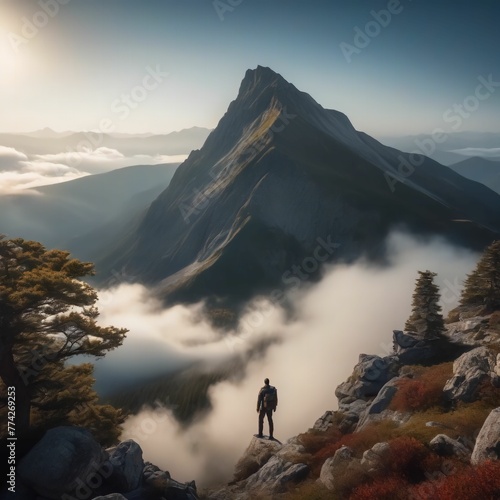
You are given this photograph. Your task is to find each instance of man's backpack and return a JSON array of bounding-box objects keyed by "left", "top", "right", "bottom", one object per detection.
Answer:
[{"left": 263, "top": 386, "right": 277, "bottom": 410}]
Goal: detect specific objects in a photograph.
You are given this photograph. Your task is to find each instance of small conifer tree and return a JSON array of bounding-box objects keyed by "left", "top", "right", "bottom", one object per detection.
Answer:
[
  {"left": 460, "top": 240, "right": 500, "bottom": 311},
  {"left": 405, "top": 270, "right": 445, "bottom": 339}
]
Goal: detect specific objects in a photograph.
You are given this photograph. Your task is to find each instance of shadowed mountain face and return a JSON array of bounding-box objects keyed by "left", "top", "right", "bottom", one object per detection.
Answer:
[{"left": 100, "top": 66, "right": 500, "bottom": 304}]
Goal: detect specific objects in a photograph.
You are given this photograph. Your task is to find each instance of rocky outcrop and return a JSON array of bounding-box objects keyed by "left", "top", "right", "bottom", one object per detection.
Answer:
[
  {"left": 335, "top": 354, "right": 400, "bottom": 432},
  {"left": 356, "top": 376, "right": 404, "bottom": 430},
  {"left": 16, "top": 426, "right": 198, "bottom": 500},
  {"left": 319, "top": 446, "right": 355, "bottom": 490},
  {"left": 336, "top": 354, "right": 400, "bottom": 404},
  {"left": 18, "top": 426, "right": 107, "bottom": 499},
  {"left": 207, "top": 437, "right": 308, "bottom": 499},
  {"left": 443, "top": 346, "right": 496, "bottom": 402},
  {"left": 233, "top": 436, "right": 282, "bottom": 481},
  {"left": 471, "top": 407, "right": 500, "bottom": 464},
  {"left": 244, "top": 456, "right": 309, "bottom": 493}
]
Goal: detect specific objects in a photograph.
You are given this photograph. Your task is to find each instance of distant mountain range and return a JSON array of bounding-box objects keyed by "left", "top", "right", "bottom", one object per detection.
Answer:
[
  {"left": 380, "top": 132, "right": 500, "bottom": 166},
  {"left": 97, "top": 66, "right": 500, "bottom": 305},
  {"left": 0, "top": 127, "right": 211, "bottom": 156},
  {"left": 449, "top": 156, "right": 500, "bottom": 195},
  {"left": 0, "top": 163, "right": 179, "bottom": 260}
]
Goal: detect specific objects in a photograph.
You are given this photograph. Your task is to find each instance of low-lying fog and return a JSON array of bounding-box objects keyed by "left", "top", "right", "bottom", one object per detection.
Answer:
[{"left": 94, "top": 232, "right": 478, "bottom": 486}]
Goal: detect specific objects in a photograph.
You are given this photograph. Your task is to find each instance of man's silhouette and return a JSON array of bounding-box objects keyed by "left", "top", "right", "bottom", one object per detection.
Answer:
[{"left": 256, "top": 378, "right": 278, "bottom": 439}]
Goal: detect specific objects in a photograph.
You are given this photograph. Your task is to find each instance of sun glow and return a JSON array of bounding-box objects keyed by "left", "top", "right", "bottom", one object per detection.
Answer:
[{"left": 0, "top": 28, "right": 31, "bottom": 84}]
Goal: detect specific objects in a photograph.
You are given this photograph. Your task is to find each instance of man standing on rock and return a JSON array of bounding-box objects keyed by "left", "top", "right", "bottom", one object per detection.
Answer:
[{"left": 256, "top": 378, "right": 278, "bottom": 439}]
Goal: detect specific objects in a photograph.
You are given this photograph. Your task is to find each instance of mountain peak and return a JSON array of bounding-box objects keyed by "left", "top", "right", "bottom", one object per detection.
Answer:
[{"left": 238, "top": 66, "right": 290, "bottom": 98}]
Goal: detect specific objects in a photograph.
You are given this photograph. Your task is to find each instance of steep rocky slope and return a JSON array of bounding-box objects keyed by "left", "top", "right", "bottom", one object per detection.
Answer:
[{"left": 204, "top": 308, "right": 500, "bottom": 499}]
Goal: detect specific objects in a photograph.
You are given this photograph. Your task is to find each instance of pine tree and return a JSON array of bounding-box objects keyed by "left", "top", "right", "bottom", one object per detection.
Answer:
[
  {"left": 460, "top": 240, "right": 500, "bottom": 311},
  {"left": 405, "top": 270, "right": 445, "bottom": 339},
  {"left": 0, "top": 237, "right": 127, "bottom": 438}
]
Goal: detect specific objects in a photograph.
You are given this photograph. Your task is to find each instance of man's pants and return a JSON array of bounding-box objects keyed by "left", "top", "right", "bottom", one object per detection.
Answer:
[{"left": 259, "top": 408, "right": 274, "bottom": 437}]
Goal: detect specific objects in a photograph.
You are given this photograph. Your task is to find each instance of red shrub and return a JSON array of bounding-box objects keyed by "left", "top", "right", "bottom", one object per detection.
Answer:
[
  {"left": 433, "top": 460, "right": 500, "bottom": 499},
  {"left": 391, "top": 378, "right": 443, "bottom": 412},
  {"left": 385, "top": 436, "right": 430, "bottom": 481},
  {"left": 350, "top": 476, "right": 409, "bottom": 500},
  {"left": 390, "top": 363, "right": 452, "bottom": 412}
]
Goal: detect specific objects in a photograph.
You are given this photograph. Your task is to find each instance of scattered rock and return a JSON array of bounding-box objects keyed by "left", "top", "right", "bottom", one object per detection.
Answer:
[
  {"left": 108, "top": 440, "right": 144, "bottom": 492},
  {"left": 471, "top": 407, "right": 500, "bottom": 464},
  {"left": 429, "top": 434, "right": 470, "bottom": 458},
  {"left": 360, "top": 442, "right": 390, "bottom": 472},
  {"left": 443, "top": 346, "right": 496, "bottom": 402},
  {"left": 318, "top": 446, "right": 354, "bottom": 491},
  {"left": 18, "top": 426, "right": 107, "bottom": 499}
]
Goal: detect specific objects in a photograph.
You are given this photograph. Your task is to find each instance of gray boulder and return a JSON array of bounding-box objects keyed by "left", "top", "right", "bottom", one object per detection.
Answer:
[
  {"left": 233, "top": 436, "right": 282, "bottom": 481},
  {"left": 107, "top": 440, "right": 144, "bottom": 492},
  {"left": 276, "top": 436, "right": 307, "bottom": 462},
  {"left": 356, "top": 377, "right": 402, "bottom": 429},
  {"left": 18, "top": 426, "right": 107, "bottom": 499},
  {"left": 471, "top": 407, "right": 500, "bottom": 464},
  {"left": 244, "top": 455, "right": 309, "bottom": 493},
  {"left": 318, "top": 446, "right": 354, "bottom": 491},
  {"left": 446, "top": 315, "right": 492, "bottom": 346},
  {"left": 429, "top": 434, "right": 470, "bottom": 458},
  {"left": 393, "top": 330, "right": 438, "bottom": 365},
  {"left": 360, "top": 442, "right": 390, "bottom": 472},
  {"left": 443, "top": 347, "right": 496, "bottom": 402},
  {"left": 335, "top": 354, "right": 399, "bottom": 404}
]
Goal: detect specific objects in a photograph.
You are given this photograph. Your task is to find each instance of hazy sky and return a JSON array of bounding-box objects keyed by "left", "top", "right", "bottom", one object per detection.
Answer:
[{"left": 1, "top": 0, "right": 499, "bottom": 136}]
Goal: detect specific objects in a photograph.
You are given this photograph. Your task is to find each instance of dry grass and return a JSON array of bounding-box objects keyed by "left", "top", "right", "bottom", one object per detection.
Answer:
[{"left": 393, "top": 401, "right": 491, "bottom": 443}]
